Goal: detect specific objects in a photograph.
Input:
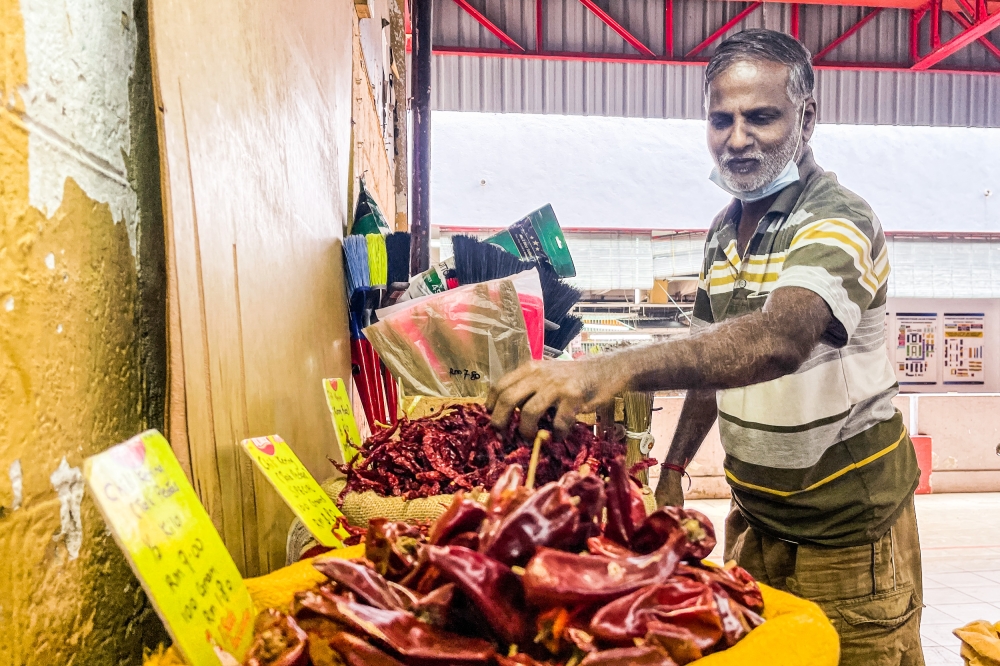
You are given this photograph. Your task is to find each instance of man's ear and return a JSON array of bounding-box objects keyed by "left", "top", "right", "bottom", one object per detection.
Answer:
[{"left": 801, "top": 97, "right": 818, "bottom": 143}]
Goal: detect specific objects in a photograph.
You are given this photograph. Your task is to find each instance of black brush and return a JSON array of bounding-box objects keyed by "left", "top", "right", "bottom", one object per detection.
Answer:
[
  {"left": 452, "top": 234, "right": 535, "bottom": 285},
  {"left": 453, "top": 235, "right": 581, "bottom": 318},
  {"left": 385, "top": 231, "right": 411, "bottom": 287},
  {"left": 545, "top": 314, "right": 584, "bottom": 352},
  {"left": 537, "top": 260, "right": 582, "bottom": 324}
]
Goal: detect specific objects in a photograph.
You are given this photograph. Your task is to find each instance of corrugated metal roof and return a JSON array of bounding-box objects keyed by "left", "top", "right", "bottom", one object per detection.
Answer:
[{"left": 429, "top": 0, "right": 1000, "bottom": 127}]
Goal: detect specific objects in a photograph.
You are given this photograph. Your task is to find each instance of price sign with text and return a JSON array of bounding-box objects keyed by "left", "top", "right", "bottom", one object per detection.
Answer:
[
  {"left": 323, "top": 377, "right": 362, "bottom": 463},
  {"left": 241, "top": 435, "right": 349, "bottom": 547},
  {"left": 84, "top": 430, "right": 255, "bottom": 665}
]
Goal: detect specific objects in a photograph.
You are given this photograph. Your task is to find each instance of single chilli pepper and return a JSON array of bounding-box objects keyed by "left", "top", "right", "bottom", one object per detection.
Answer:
[
  {"left": 328, "top": 631, "right": 406, "bottom": 666},
  {"left": 588, "top": 580, "right": 718, "bottom": 648},
  {"left": 480, "top": 481, "right": 581, "bottom": 567},
  {"left": 428, "top": 492, "right": 487, "bottom": 546},
  {"left": 425, "top": 545, "right": 531, "bottom": 645},
  {"left": 578, "top": 645, "right": 678, "bottom": 666},
  {"left": 643, "top": 621, "right": 704, "bottom": 666},
  {"left": 522, "top": 532, "right": 687, "bottom": 607},
  {"left": 245, "top": 609, "right": 309, "bottom": 666},
  {"left": 410, "top": 582, "right": 456, "bottom": 628},
  {"left": 365, "top": 518, "right": 423, "bottom": 581},
  {"left": 674, "top": 563, "right": 764, "bottom": 613},
  {"left": 562, "top": 471, "right": 606, "bottom": 523},
  {"left": 296, "top": 593, "right": 494, "bottom": 665},
  {"left": 632, "top": 508, "right": 717, "bottom": 561},
  {"left": 604, "top": 457, "right": 646, "bottom": 547},
  {"left": 444, "top": 531, "right": 481, "bottom": 550},
  {"left": 586, "top": 535, "right": 635, "bottom": 559},
  {"left": 311, "top": 557, "right": 406, "bottom": 611},
  {"left": 713, "top": 590, "right": 753, "bottom": 648}
]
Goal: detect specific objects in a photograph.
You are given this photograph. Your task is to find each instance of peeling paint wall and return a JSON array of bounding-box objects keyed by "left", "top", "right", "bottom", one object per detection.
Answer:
[{"left": 0, "top": 0, "right": 167, "bottom": 662}]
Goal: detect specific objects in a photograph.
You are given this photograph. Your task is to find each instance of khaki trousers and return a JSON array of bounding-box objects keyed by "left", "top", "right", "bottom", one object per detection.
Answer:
[{"left": 725, "top": 497, "right": 925, "bottom": 666}]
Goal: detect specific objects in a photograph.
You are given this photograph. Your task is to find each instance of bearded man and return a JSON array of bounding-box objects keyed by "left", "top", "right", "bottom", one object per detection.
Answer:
[{"left": 488, "top": 29, "right": 925, "bottom": 665}]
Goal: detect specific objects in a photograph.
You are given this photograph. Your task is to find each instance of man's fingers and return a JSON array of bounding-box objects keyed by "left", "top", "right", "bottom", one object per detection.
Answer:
[
  {"left": 552, "top": 398, "right": 582, "bottom": 439},
  {"left": 490, "top": 382, "right": 536, "bottom": 431},
  {"left": 486, "top": 363, "right": 535, "bottom": 412},
  {"left": 518, "top": 389, "right": 559, "bottom": 440}
]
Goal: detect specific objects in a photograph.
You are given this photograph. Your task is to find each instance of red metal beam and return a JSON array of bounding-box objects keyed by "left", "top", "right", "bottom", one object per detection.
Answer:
[
  {"left": 665, "top": 0, "right": 674, "bottom": 57},
  {"left": 790, "top": 3, "right": 800, "bottom": 39},
  {"left": 931, "top": 0, "right": 942, "bottom": 49},
  {"left": 577, "top": 0, "right": 656, "bottom": 57},
  {"left": 813, "top": 8, "right": 884, "bottom": 62},
  {"left": 948, "top": 10, "right": 1000, "bottom": 61},
  {"left": 687, "top": 2, "right": 762, "bottom": 56},
  {"left": 913, "top": 7, "right": 1000, "bottom": 69},
  {"left": 450, "top": 0, "right": 525, "bottom": 52},
  {"left": 428, "top": 44, "right": 1000, "bottom": 75},
  {"left": 536, "top": 0, "right": 544, "bottom": 52}
]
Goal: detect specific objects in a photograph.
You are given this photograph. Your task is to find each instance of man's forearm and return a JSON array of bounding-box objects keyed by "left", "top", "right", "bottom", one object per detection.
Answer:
[
  {"left": 592, "top": 287, "right": 831, "bottom": 394},
  {"left": 664, "top": 389, "right": 718, "bottom": 468}
]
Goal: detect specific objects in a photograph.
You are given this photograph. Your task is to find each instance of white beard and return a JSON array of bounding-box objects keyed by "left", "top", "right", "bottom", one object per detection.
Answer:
[{"left": 717, "top": 129, "right": 800, "bottom": 193}]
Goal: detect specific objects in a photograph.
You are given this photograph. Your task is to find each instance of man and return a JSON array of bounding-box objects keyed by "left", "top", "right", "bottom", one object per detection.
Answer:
[{"left": 488, "top": 29, "right": 923, "bottom": 666}]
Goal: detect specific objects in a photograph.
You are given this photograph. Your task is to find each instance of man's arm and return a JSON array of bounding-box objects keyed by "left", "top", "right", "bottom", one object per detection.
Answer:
[
  {"left": 488, "top": 286, "right": 832, "bottom": 438},
  {"left": 654, "top": 389, "right": 717, "bottom": 507}
]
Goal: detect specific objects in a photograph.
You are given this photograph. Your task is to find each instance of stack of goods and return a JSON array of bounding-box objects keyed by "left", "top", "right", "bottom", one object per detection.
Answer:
[
  {"left": 244, "top": 459, "right": 766, "bottom": 666},
  {"left": 344, "top": 180, "right": 411, "bottom": 429}
]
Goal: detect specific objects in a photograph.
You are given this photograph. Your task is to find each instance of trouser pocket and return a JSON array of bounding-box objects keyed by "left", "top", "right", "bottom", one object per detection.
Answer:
[{"left": 820, "top": 587, "right": 924, "bottom": 666}]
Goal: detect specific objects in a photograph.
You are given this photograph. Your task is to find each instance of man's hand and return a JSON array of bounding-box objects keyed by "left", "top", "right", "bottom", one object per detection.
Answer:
[
  {"left": 487, "top": 357, "right": 628, "bottom": 439},
  {"left": 654, "top": 468, "right": 685, "bottom": 508}
]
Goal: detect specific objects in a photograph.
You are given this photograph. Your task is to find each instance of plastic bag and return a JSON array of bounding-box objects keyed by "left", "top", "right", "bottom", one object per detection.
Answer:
[{"left": 365, "top": 271, "right": 543, "bottom": 398}]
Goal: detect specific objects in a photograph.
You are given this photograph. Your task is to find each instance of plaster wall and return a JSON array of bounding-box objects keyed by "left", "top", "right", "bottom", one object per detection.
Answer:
[
  {"left": 0, "top": 0, "right": 166, "bottom": 662},
  {"left": 431, "top": 112, "right": 1000, "bottom": 233}
]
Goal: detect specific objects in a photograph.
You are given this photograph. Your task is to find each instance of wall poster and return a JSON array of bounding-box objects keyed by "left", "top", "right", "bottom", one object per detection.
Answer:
[
  {"left": 943, "top": 313, "right": 985, "bottom": 385},
  {"left": 895, "top": 313, "right": 938, "bottom": 385}
]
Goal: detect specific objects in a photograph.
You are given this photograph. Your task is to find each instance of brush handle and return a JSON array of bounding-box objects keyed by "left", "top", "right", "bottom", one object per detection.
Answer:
[
  {"left": 350, "top": 338, "right": 376, "bottom": 431},
  {"left": 382, "top": 362, "right": 399, "bottom": 425}
]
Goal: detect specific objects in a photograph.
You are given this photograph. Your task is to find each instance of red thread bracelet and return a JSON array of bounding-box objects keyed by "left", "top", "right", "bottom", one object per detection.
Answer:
[{"left": 660, "top": 462, "right": 692, "bottom": 491}]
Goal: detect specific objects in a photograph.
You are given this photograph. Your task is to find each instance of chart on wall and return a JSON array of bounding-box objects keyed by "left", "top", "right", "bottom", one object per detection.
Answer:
[
  {"left": 895, "top": 313, "right": 938, "bottom": 385},
  {"left": 943, "top": 313, "right": 985, "bottom": 385}
]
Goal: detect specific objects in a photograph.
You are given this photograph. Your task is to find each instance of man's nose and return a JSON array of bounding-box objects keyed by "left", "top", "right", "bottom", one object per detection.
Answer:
[{"left": 727, "top": 118, "right": 754, "bottom": 153}]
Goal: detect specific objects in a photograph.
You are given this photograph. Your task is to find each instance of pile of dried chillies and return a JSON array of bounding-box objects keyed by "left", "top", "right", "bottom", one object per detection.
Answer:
[
  {"left": 332, "top": 404, "right": 637, "bottom": 500},
  {"left": 245, "top": 458, "right": 765, "bottom": 666}
]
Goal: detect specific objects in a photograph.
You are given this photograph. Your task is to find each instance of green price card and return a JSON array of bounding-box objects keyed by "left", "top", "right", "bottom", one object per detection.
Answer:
[
  {"left": 323, "top": 377, "right": 362, "bottom": 463},
  {"left": 84, "top": 430, "right": 255, "bottom": 665},
  {"left": 240, "top": 434, "right": 349, "bottom": 547}
]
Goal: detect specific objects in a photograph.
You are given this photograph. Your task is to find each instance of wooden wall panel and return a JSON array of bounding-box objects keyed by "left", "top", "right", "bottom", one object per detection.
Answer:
[
  {"left": 151, "top": 0, "right": 354, "bottom": 575},
  {"left": 351, "top": 16, "right": 397, "bottom": 225}
]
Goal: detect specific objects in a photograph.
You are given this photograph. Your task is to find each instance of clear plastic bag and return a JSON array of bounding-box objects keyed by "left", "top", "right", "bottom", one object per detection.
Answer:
[{"left": 365, "top": 270, "right": 543, "bottom": 398}]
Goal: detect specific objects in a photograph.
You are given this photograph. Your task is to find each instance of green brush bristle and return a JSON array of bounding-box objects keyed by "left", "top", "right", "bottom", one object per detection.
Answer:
[{"left": 367, "top": 234, "right": 387, "bottom": 288}]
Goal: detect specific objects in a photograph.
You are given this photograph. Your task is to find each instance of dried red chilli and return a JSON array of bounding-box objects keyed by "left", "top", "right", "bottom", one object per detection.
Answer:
[{"left": 332, "top": 404, "right": 629, "bottom": 501}]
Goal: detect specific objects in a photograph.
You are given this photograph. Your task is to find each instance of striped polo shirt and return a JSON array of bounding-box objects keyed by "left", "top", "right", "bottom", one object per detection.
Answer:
[{"left": 693, "top": 148, "right": 920, "bottom": 548}]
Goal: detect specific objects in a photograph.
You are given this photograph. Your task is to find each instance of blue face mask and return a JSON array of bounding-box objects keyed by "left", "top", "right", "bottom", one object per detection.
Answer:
[
  {"left": 709, "top": 107, "right": 805, "bottom": 203},
  {"left": 709, "top": 159, "right": 800, "bottom": 203}
]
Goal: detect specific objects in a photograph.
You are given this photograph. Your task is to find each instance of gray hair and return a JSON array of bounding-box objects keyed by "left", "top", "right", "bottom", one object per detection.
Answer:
[{"left": 705, "top": 29, "right": 815, "bottom": 105}]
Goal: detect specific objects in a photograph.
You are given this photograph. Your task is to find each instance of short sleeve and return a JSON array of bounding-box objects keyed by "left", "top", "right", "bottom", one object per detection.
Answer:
[{"left": 773, "top": 217, "right": 888, "bottom": 347}]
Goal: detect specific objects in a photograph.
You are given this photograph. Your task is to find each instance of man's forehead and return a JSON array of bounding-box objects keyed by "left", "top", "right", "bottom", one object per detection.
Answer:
[{"left": 707, "top": 58, "right": 792, "bottom": 106}]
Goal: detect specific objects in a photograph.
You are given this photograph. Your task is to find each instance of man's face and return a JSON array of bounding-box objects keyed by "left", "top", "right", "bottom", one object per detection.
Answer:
[{"left": 707, "top": 59, "right": 805, "bottom": 193}]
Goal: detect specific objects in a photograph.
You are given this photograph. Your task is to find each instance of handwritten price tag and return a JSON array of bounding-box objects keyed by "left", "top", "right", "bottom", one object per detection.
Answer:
[
  {"left": 241, "top": 435, "right": 349, "bottom": 548},
  {"left": 323, "top": 377, "right": 362, "bottom": 463},
  {"left": 84, "top": 430, "right": 255, "bottom": 665}
]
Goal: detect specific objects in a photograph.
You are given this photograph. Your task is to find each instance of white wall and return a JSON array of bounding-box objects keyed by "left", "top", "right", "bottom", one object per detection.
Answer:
[{"left": 432, "top": 111, "right": 1000, "bottom": 233}]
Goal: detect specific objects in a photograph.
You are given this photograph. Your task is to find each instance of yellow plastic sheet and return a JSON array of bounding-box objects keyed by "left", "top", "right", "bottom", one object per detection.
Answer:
[{"left": 147, "top": 562, "right": 839, "bottom": 666}]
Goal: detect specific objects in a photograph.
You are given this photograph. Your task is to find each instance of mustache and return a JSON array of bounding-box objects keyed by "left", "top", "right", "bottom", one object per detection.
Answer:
[{"left": 720, "top": 152, "right": 764, "bottom": 166}]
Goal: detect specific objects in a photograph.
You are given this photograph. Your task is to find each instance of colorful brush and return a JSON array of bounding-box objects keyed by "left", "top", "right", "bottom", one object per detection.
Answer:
[{"left": 344, "top": 235, "right": 379, "bottom": 431}]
